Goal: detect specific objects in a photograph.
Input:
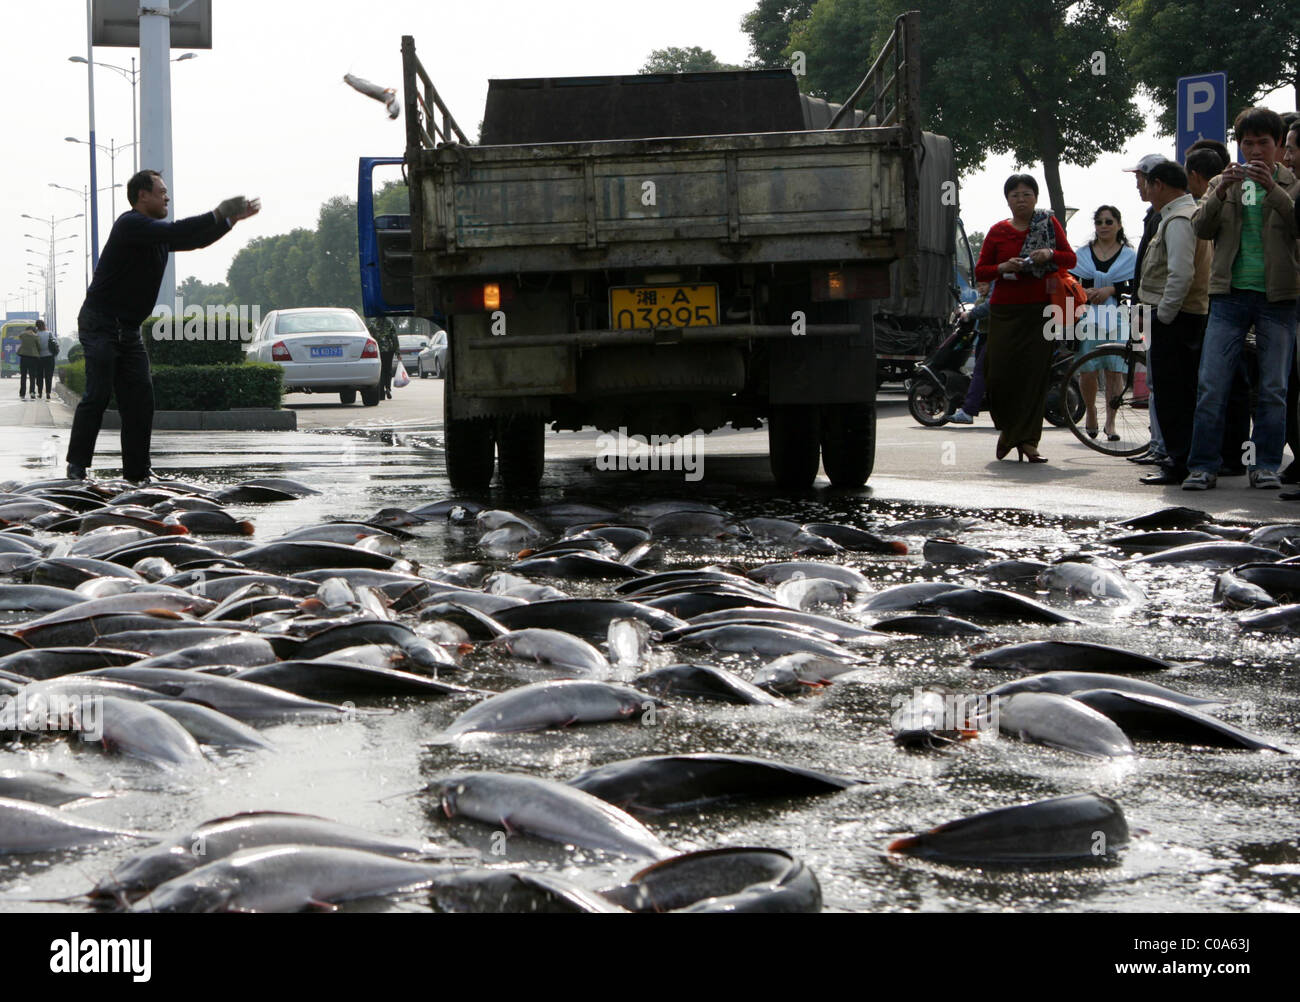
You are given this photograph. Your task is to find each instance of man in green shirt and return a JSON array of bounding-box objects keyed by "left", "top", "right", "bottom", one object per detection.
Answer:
[{"left": 1183, "top": 107, "right": 1300, "bottom": 491}]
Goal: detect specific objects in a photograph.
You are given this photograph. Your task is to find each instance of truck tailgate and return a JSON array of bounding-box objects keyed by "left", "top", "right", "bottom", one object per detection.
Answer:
[{"left": 416, "top": 128, "right": 908, "bottom": 276}]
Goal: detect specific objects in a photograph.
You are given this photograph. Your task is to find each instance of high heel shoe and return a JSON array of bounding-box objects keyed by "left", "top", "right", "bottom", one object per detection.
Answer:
[
  {"left": 1016, "top": 446, "right": 1048, "bottom": 463},
  {"left": 1106, "top": 432, "right": 1120, "bottom": 442},
  {"left": 1086, "top": 425, "right": 1099, "bottom": 439}
]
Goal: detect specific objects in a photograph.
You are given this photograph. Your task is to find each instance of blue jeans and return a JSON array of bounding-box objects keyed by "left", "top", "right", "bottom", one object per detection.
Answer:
[{"left": 1187, "top": 291, "right": 1298, "bottom": 474}]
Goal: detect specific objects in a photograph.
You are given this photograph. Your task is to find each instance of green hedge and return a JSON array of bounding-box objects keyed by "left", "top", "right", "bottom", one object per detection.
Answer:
[
  {"left": 59, "top": 361, "right": 86, "bottom": 395},
  {"left": 142, "top": 312, "right": 252, "bottom": 366},
  {"left": 58, "top": 359, "right": 282, "bottom": 410}
]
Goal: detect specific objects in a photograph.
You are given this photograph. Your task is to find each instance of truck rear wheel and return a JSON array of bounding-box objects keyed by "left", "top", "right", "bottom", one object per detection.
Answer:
[
  {"left": 444, "top": 393, "right": 496, "bottom": 490},
  {"left": 820, "top": 402, "right": 876, "bottom": 488},
  {"left": 496, "top": 415, "right": 545, "bottom": 491},
  {"left": 768, "top": 404, "right": 821, "bottom": 489}
]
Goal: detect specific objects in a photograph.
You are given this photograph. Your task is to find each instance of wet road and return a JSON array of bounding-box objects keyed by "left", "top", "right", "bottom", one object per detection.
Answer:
[
  {"left": 1, "top": 377, "right": 1298, "bottom": 912},
  {"left": 9, "top": 376, "right": 1297, "bottom": 523}
]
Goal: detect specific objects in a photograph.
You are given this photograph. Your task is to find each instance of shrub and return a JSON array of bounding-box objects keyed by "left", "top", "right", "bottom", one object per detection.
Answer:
[
  {"left": 58, "top": 361, "right": 86, "bottom": 396},
  {"left": 56, "top": 359, "right": 282, "bottom": 410},
  {"left": 151, "top": 363, "right": 283, "bottom": 410},
  {"left": 142, "top": 311, "right": 253, "bottom": 366}
]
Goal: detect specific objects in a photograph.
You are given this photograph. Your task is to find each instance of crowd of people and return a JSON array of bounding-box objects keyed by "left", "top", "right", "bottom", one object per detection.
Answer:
[{"left": 970, "top": 105, "right": 1300, "bottom": 498}]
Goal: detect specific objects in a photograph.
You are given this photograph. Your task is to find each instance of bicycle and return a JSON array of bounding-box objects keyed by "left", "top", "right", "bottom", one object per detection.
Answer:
[{"left": 1060, "top": 332, "right": 1151, "bottom": 457}]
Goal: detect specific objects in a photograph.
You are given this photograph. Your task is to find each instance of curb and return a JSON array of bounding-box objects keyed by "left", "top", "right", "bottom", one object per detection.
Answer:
[{"left": 53, "top": 381, "right": 297, "bottom": 431}]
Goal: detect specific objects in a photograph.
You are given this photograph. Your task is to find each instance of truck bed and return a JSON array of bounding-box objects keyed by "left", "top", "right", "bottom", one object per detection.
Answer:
[{"left": 412, "top": 126, "right": 909, "bottom": 278}]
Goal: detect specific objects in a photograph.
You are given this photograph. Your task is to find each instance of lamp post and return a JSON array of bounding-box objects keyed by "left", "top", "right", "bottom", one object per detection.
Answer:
[
  {"left": 49, "top": 182, "right": 116, "bottom": 290},
  {"left": 69, "top": 52, "right": 195, "bottom": 178},
  {"left": 22, "top": 214, "right": 82, "bottom": 335},
  {"left": 65, "top": 137, "right": 137, "bottom": 229}
]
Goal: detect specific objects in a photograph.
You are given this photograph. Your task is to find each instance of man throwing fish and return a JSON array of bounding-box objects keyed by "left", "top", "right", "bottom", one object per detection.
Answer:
[{"left": 65, "top": 169, "right": 260, "bottom": 483}]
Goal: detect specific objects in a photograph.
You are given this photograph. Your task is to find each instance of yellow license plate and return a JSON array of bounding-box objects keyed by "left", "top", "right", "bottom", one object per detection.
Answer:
[{"left": 610, "top": 284, "right": 718, "bottom": 330}]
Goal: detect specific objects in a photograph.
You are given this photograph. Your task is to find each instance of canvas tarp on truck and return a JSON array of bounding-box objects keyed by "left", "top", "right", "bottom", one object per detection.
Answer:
[{"left": 877, "top": 130, "right": 956, "bottom": 321}]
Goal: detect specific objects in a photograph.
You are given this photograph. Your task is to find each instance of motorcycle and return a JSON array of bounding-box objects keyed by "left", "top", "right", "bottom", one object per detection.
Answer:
[{"left": 907, "top": 304, "right": 1084, "bottom": 429}]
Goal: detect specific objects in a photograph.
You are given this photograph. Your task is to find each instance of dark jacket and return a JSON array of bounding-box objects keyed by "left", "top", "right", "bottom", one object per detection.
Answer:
[{"left": 82, "top": 209, "right": 230, "bottom": 328}]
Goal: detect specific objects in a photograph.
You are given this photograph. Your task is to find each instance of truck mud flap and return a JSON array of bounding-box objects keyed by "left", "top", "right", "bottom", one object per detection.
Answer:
[{"left": 769, "top": 334, "right": 875, "bottom": 405}]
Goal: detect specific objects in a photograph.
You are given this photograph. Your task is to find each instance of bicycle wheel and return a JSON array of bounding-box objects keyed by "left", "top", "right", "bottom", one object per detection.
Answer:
[{"left": 1062, "top": 345, "right": 1150, "bottom": 456}]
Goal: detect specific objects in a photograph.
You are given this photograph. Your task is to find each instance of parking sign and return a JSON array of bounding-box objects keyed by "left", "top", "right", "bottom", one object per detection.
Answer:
[{"left": 1177, "top": 72, "right": 1227, "bottom": 164}]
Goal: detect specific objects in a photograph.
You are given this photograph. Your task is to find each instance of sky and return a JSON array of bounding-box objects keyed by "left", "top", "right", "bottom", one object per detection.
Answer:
[{"left": 1, "top": 1, "right": 1292, "bottom": 329}]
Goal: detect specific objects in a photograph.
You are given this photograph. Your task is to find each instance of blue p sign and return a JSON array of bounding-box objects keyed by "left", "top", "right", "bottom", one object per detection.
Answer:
[{"left": 1176, "top": 72, "right": 1227, "bottom": 164}]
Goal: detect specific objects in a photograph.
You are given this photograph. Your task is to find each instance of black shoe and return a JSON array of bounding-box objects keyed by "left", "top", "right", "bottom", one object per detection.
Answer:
[
  {"left": 1131, "top": 454, "right": 1163, "bottom": 466},
  {"left": 1141, "top": 468, "right": 1188, "bottom": 486},
  {"left": 66, "top": 463, "right": 86, "bottom": 480},
  {"left": 1280, "top": 488, "right": 1300, "bottom": 501},
  {"left": 125, "top": 469, "right": 155, "bottom": 486}
]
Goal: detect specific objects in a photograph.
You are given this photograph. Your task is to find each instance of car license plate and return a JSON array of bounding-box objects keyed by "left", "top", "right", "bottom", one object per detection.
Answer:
[
  {"left": 310, "top": 346, "right": 343, "bottom": 358},
  {"left": 610, "top": 284, "right": 718, "bottom": 330}
]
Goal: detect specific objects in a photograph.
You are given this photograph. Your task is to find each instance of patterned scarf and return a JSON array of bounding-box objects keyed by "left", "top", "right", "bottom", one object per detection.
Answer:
[{"left": 1017, "top": 209, "right": 1057, "bottom": 279}]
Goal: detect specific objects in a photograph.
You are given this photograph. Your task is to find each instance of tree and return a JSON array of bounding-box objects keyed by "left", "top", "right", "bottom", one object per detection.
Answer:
[
  {"left": 785, "top": 0, "right": 1145, "bottom": 221},
  {"left": 741, "top": 0, "right": 816, "bottom": 67},
  {"left": 1121, "top": 1, "right": 1299, "bottom": 137},
  {"left": 640, "top": 47, "right": 741, "bottom": 74},
  {"left": 373, "top": 180, "right": 410, "bottom": 216},
  {"left": 177, "top": 275, "right": 231, "bottom": 308}
]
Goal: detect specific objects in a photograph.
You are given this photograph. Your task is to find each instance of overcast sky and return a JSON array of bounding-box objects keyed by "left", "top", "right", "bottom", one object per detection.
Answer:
[{"left": 2, "top": 1, "right": 1290, "bottom": 328}]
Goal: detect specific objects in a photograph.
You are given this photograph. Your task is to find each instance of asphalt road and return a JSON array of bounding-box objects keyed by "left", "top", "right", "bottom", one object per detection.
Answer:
[{"left": 3, "top": 372, "right": 1299, "bottom": 524}]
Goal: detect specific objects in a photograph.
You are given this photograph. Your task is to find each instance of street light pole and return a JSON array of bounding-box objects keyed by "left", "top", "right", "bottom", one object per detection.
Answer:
[{"left": 84, "top": 0, "right": 99, "bottom": 269}]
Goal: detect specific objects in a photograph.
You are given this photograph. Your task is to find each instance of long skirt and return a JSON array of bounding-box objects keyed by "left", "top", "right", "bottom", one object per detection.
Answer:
[{"left": 985, "top": 302, "right": 1056, "bottom": 454}]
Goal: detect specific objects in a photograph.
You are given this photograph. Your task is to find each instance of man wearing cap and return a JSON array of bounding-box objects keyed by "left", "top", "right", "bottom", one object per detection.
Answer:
[
  {"left": 1183, "top": 107, "right": 1299, "bottom": 491},
  {"left": 1125, "top": 153, "right": 1173, "bottom": 467},
  {"left": 1136, "top": 161, "right": 1210, "bottom": 485}
]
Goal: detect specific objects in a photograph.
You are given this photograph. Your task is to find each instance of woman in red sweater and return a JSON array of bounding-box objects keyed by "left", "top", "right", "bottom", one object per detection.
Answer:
[{"left": 974, "top": 174, "right": 1076, "bottom": 461}]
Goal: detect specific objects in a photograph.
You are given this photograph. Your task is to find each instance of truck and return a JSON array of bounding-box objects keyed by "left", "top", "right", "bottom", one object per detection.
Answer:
[{"left": 358, "top": 10, "right": 959, "bottom": 492}]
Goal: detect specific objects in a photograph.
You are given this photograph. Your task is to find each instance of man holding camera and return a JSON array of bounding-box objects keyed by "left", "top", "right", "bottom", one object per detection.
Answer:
[{"left": 1182, "top": 108, "right": 1300, "bottom": 491}]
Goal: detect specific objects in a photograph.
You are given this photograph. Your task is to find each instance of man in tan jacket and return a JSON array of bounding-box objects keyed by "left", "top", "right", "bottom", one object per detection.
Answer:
[
  {"left": 1183, "top": 107, "right": 1300, "bottom": 491},
  {"left": 1139, "top": 161, "right": 1211, "bottom": 485}
]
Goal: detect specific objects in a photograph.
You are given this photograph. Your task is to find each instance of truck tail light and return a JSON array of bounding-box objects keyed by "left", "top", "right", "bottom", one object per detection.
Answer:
[
  {"left": 271, "top": 341, "right": 291, "bottom": 361},
  {"left": 811, "top": 265, "right": 890, "bottom": 301},
  {"left": 361, "top": 339, "right": 379, "bottom": 358},
  {"left": 447, "top": 280, "right": 515, "bottom": 312}
]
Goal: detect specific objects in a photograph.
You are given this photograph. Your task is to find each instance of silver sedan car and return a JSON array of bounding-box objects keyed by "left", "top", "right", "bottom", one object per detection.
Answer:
[
  {"left": 246, "top": 308, "right": 382, "bottom": 406},
  {"left": 417, "top": 330, "right": 448, "bottom": 378}
]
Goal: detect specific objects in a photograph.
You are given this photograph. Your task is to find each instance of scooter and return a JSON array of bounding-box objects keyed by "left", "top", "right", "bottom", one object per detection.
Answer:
[{"left": 906, "top": 305, "right": 978, "bottom": 427}]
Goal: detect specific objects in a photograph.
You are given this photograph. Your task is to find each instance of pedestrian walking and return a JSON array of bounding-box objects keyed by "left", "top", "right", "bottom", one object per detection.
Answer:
[
  {"left": 34, "top": 320, "right": 58, "bottom": 399},
  {"left": 1184, "top": 107, "right": 1300, "bottom": 492},
  {"left": 16, "top": 326, "right": 39, "bottom": 400},
  {"left": 65, "top": 169, "right": 259, "bottom": 483},
  {"left": 375, "top": 321, "right": 398, "bottom": 399},
  {"left": 974, "top": 174, "right": 1076, "bottom": 463}
]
